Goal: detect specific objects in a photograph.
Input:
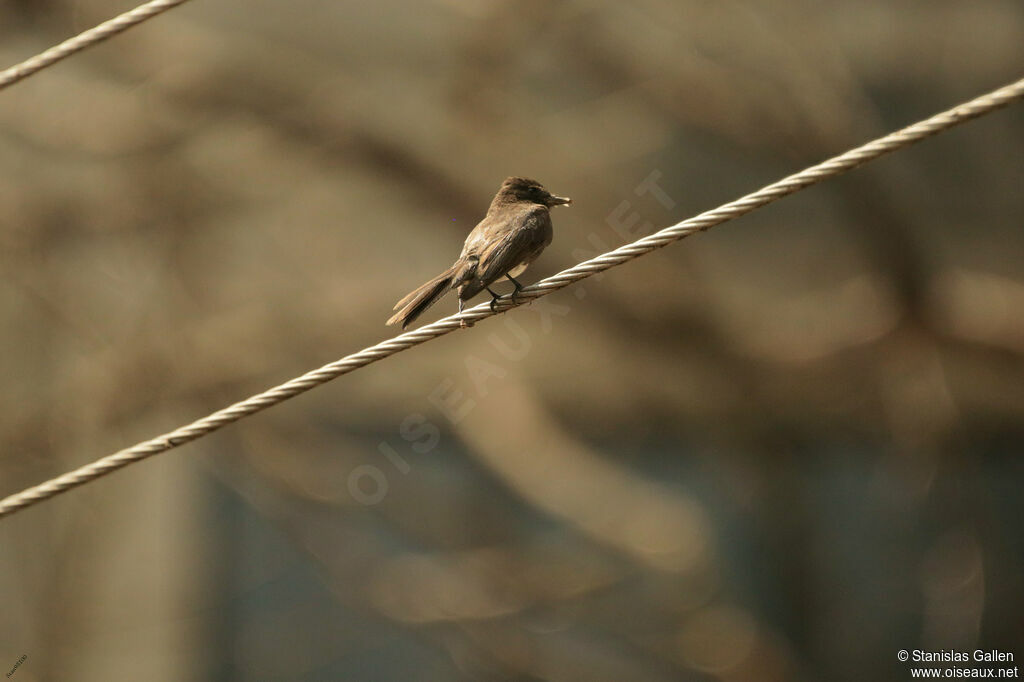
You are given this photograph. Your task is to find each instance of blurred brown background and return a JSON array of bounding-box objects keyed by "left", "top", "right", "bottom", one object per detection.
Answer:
[{"left": 1, "top": 0, "right": 1023, "bottom": 680}]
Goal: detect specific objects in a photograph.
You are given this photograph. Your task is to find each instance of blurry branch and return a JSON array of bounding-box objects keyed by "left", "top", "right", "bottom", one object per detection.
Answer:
[
  {"left": 232, "top": 399, "right": 796, "bottom": 680},
  {"left": 538, "top": 3, "right": 934, "bottom": 318},
  {"left": 454, "top": 378, "right": 802, "bottom": 677},
  {"left": 458, "top": 380, "right": 712, "bottom": 573},
  {"left": 90, "top": 19, "right": 487, "bottom": 221},
  {"left": 231, "top": 408, "right": 799, "bottom": 677},
  {"left": 713, "top": 274, "right": 900, "bottom": 364},
  {"left": 1, "top": 75, "right": 1023, "bottom": 520},
  {"left": 0, "top": 0, "right": 192, "bottom": 91},
  {"left": 929, "top": 269, "right": 1024, "bottom": 355},
  {"left": 209, "top": 452, "right": 683, "bottom": 681},
  {"left": 200, "top": 458, "right": 504, "bottom": 679}
]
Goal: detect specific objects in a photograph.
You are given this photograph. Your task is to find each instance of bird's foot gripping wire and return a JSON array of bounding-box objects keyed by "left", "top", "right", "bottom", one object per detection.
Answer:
[
  {"left": 486, "top": 287, "right": 502, "bottom": 313},
  {"left": 506, "top": 274, "right": 524, "bottom": 303}
]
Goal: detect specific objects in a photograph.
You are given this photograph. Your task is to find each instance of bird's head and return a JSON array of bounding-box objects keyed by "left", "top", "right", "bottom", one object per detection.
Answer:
[{"left": 499, "top": 177, "right": 572, "bottom": 208}]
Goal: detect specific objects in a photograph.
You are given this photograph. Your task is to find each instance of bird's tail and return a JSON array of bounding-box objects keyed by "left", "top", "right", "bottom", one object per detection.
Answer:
[{"left": 386, "top": 266, "right": 456, "bottom": 329}]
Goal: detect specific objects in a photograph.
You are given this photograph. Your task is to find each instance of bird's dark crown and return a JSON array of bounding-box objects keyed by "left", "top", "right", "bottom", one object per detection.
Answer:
[{"left": 494, "top": 176, "right": 571, "bottom": 208}]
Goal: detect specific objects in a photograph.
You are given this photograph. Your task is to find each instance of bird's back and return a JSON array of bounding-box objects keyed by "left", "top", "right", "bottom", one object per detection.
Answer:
[{"left": 456, "top": 205, "right": 552, "bottom": 300}]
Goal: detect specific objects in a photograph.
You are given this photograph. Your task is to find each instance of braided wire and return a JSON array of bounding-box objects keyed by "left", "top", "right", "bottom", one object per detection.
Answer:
[
  {"left": 0, "top": 0, "right": 193, "bottom": 91},
  {"left": 2, "top": 76, "right": 1022, "bottom": 519}
]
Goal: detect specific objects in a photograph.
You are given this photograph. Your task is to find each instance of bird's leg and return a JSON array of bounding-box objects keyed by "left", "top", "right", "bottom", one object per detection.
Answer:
[
  {"left": 505, "top": 274, "right": 524, "bottom": 302},
  {"left": 458, "top": 298, "right": 470, "bottom": 328},
  {"left": 486, "top": 287, "right": 502, "bottom": 312}
]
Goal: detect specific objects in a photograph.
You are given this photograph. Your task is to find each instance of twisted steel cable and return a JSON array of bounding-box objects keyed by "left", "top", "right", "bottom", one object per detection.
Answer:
[
  {"left": 2, "top": 76, "right": 1023, "bottom": 519},
  {"left": 0, "top": 0, "right": 193, "bottom": 92}
]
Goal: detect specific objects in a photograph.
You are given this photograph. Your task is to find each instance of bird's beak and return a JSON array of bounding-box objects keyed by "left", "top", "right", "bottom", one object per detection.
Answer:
[{"left": 549, "top": 194, "right": 572, "bottom": 206}]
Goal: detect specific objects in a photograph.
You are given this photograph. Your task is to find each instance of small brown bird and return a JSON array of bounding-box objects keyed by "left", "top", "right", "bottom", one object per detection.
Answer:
[{"left": 387, "top": 177, "right": 572, "bottom": 329}]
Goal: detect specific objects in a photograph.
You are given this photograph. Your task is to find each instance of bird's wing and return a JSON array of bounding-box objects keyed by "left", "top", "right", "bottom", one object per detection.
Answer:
[
  {"left": 460, "top": 213, "right": 509, "bottom": 259},
  {"left": 458, "top": 208, "right": 544, "bottom": 299},
  {"left": 480, "top": 208, "right": 546, "bottom": 280}
]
